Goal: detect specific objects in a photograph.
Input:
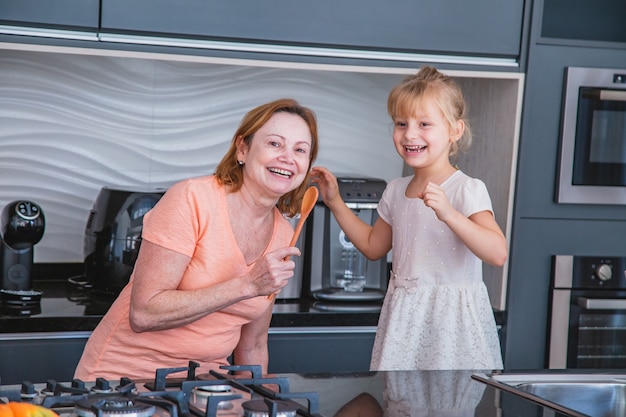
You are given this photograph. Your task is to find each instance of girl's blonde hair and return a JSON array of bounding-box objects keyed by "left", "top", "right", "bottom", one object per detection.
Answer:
[
  {"left": 214, "top": 98, "right": 319, "bottom": 217},
  {"left": 387, "top": 66, "right": 472, "bottom": 159}
]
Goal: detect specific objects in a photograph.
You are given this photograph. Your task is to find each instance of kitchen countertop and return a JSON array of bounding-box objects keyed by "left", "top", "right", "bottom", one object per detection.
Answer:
[
  {"left": 285, "top": 370, "right": 575, "bottom": 417},
  {"left": 0, "top": 276, "right": 382, "bottom": 334},
  {"left": 0, "top": 369, "right": 575, "bottom": 417},
  {"left": 0, "top": 264, "right": 504, "bottom": 334}
]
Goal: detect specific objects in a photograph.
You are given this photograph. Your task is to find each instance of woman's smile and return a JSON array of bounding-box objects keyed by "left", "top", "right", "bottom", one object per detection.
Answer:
[{"left": 267, "top": 167, "right": 294, "bottom": 178}]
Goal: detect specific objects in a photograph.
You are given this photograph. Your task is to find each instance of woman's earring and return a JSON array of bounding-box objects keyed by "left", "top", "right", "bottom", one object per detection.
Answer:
[{"left": 238, "top": 160, "right": 244, "bottom": 166}]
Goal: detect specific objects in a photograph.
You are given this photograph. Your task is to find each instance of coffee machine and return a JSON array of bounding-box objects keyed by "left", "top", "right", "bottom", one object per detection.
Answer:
[
  {"left": 0, "top": 200, "right": 45, "bottom": 292},
  {"left": 303, "top": 176, "right": 388, "bottom": 303},
  {"left": 0, "top": 200, "right": 46, "bottom": 315},
  {"left": 84, "top": 186, "right": 167, "bottom": 297}
]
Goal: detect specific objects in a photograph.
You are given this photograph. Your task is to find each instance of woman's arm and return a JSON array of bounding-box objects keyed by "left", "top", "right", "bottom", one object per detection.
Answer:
[
  {"left": 129, "top": 240, "right": 299, "bottom": 332},
  {"left": 232, "top": 303, "right": 273, "bottom": 373}
]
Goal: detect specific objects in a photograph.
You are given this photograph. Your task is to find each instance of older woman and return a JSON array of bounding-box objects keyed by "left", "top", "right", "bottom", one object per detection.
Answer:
[{"left": 75, "top": 98, "right": 319, "bottom": 380}]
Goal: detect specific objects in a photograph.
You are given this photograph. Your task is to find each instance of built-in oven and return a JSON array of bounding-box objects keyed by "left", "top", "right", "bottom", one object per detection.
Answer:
[
  {"left": 557, "top": 66, "right": 626, "bottom": 204},
  {"left": 549, "top": 255, "right": 626, "bottom": 368}
]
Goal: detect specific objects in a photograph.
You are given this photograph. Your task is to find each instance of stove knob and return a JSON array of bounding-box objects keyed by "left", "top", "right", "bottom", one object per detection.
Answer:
[
  {"left": 116, "top": 377, "right": 135, "bottom": 393},
  {"left": 72, "top": 379, "right": 86, "bottom": 390},
  {"left": 92, "top": 377, "right": 112, "bottom": 393},
  {"left": 596, "top": 263, "right": 613, "bottom": 281},
  {"left": 42, "top": 380, "right": 57, "bottom": 396},
  {"left": 20, "top": 381, "right": 37, "bottom": 399}
]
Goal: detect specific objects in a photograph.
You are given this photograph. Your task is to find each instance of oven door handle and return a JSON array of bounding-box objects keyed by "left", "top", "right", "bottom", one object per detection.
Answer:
[
  {"left": 600, "top": 90, "right": 626, "bottom": 101},
  {"left": 577, "top": 297, "right": 626, "bottom": 310}
]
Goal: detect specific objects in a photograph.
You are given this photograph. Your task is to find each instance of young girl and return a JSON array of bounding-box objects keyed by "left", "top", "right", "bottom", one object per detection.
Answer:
[{"left": 311, "top": 66, "right": 506, "bottom": 370}]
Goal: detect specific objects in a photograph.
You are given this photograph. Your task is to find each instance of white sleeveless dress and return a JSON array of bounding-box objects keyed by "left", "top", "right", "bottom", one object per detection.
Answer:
[{"left": 370, "top": 171, "right": 503, "bottom": 370}]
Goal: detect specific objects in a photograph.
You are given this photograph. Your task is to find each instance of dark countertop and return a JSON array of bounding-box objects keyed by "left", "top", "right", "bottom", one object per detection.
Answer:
[
  {"left": 0, "top": 277, "right": 382, "bottom": 333},
  {"left": 285, "top": 370, "right": 574, "bottom": 417},
  {"left": 0, "top": 370, "right": 574, "bottom": 417},
  {"left": 0, "top": 264, "right": 504, "bottom": 334}
]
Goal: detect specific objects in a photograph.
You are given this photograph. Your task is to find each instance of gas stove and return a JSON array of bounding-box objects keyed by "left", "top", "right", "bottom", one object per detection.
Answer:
[{"left": 0, "top": 362, "right": 322, "bottom": 417}]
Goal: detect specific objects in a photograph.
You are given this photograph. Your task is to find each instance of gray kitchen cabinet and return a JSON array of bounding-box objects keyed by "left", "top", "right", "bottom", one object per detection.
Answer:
[
  {"left": 0, "top": 329, "right": 375, "bottom": 384},
  {"left": 541, "top": 0, "right": 626, "bottom": 44},
  {"left": 100, "top": 0, "right": 524, "bottom": 59},
  {"left": 268, "top": 327, "right": 376, "bottom": 374},
  {"left": 0, "top": 0, "right": 100, "bottom": 32},
  {"left": 502, "top": 0, "right": 626, "bottom": 370},
  {"left": 0, "top": 332, "right": 90, "bottom": 385}
]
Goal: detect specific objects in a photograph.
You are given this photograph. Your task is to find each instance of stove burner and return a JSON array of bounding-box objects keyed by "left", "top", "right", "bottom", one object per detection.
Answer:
[
  {"left": 194, "top": 374, "right": 232, "bottom": 393},
  {"left": 242, "top": 399, "right": 298, "bottom": 417},
  {"left": 193, "top": 385, "right": 232, "bottom": 394},
  {"left": 190, "top": 385, "right": 234, "bottom": 411},
  {"left": 75, "top": 395, "right": 156, "bottom": 417}
]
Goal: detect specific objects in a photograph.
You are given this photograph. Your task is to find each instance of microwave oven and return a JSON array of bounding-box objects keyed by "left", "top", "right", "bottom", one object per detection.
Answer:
[{"left": 557, "top": 66, "right": 626, "bottom": 205}]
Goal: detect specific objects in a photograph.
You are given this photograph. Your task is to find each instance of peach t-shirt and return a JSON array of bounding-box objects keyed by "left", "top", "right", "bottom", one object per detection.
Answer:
[{"left": 74, "top": 176, "right": 293, "bottom": 380}]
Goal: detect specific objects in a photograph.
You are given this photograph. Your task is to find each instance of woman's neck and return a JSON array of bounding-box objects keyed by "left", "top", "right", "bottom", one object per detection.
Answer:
[{"left": 230, "top": 184, "right": 275, "bottom": 219}]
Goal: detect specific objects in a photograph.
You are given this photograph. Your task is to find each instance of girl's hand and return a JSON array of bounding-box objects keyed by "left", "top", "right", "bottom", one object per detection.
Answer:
[
  {"left": 310, "top": 166, "right": 341, "bottom": 207},
  {"left": 418, "top": 182, "right": 455, "bottom": 222}
]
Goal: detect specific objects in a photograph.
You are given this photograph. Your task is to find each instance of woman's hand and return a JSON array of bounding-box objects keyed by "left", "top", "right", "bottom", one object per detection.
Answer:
[{"left": 244, "top": 246, "right": 301, "bottom": 296}]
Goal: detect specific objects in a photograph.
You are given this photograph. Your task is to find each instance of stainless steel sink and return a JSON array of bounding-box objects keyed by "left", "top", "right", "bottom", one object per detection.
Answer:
[{"left": 472, "top": 373, "right": 626, "bottom": 417}]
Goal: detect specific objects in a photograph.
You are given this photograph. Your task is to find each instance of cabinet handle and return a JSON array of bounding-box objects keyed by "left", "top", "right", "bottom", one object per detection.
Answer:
[
  {"left": 269, "top": 326, "right": 377, "bottom": 335},
  {"left": 577, "top": 297, "right": 626, "bottom": 310}
]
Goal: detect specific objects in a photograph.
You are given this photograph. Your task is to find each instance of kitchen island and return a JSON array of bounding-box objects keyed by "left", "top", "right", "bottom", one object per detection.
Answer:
[
  {"left": 0, "top": 368, "right": 579, "bottom": 417},
  {"left": 285, "top": 370, "right": 576, "bottom": 417}
]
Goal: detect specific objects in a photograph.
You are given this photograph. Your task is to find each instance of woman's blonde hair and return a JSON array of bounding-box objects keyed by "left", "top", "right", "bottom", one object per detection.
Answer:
[
  {"left": 214, "top": 98, "right": 319, "bottom": 217},
  {"left": 387, "top": 66, "right": 472, "bottom": 159}
]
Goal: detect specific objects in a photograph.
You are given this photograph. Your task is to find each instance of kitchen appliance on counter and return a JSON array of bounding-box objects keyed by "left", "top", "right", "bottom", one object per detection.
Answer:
[
  {"left": 0, "top": 200, "right": 45, "bottom": 316},
  {"left": 557, "top": 66, "right": 626, "bottom": 204},
  {"left": 1, "top": 200, "right": 45, "bottom": 291},
  {"left": 84, "top": 186, "right": 167, "bottom": 298},
  {"left": 549, "top": 255, "right": 626, "bottom": 369},
  {"left": 303, "top": 177, "right": 388, "bottom": 304}
]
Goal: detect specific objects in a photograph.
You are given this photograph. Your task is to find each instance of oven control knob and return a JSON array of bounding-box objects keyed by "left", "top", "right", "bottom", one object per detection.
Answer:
[{"left": 596, "top": 263, "right": 613, "bottom": 281}]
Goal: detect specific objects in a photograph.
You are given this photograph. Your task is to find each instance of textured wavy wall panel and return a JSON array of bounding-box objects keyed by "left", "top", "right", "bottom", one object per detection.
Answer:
[{"left": 0, "top": 49, "right": 403, "bottom": 263}]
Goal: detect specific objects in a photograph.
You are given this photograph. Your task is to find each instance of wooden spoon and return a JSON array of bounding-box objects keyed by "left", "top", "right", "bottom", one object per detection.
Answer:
[{"left": 268, "top": 186, "right": 319, "bottom": 301}]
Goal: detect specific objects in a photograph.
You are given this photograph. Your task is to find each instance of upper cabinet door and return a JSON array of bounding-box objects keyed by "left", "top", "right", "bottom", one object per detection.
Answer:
[
  {"left": 0, "top": 0, "right": 100, "bottom": 31},
  {"left": 100, "top": 0, "right": 524, "bottom": 58},
  {"left": 541, "top": 0, "right": 626, "bottom": 45}
]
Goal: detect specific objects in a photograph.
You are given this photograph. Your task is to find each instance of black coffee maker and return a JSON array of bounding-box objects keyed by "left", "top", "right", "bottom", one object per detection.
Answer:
[
  {"left": 0, "top": 200, "right": 45, "bottom": 292},
  {"left": 84, "top": 186, "right": 167, "bottom": 298}
]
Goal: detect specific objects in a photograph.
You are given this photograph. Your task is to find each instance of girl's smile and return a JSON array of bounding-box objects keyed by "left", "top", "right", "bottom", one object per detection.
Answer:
[{"left": 405, "top": 145, "right": 427, "bottom": 153}]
